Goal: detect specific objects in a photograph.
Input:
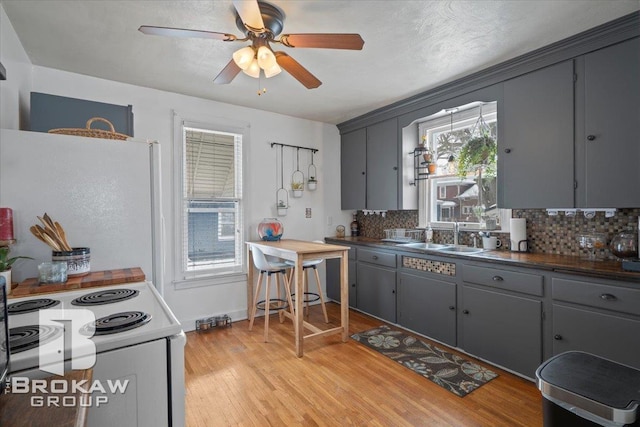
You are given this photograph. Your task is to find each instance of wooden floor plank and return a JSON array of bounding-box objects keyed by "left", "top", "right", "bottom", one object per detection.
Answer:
[{"left": 184, "top": 302, "right": 543, "bottom": 426}]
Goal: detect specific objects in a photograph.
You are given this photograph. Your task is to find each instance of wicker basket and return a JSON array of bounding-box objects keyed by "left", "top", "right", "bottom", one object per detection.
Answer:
[{"left": 48, "top": 117, "right": 129, "bottom": 140}]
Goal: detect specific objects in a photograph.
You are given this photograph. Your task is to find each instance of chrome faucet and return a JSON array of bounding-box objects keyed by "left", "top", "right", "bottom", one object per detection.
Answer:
[
  {"left": 453, "top": 221, "right": 459, "bottom": 246},
  {"left": 470, "top": 233, "right": 478, "bottom": 248}
]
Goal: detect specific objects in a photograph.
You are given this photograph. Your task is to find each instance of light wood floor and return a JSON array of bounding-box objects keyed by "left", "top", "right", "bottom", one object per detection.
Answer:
[{"left": 184, "top": 302, "right": 543, "bottom": 426}]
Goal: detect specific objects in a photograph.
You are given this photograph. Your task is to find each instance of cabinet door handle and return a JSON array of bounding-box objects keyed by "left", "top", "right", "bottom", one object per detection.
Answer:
[
  {"left": 462, "top": 309, "right": 469, "bottom": 314},
  {"left": 361, "top": 171, "right": 366, "bottom": 175},
  {"left": 449, "top": 305, "right": 455, "bottom": 311},
  {"left": 492, "top": 275, "right": 504, "bottom": 282},
  {"left": 554, "top": 334, "right": 563, "bottom": 340},
  {"left": 504, "top": 148, "right": 512, "bottom": 153},
  {"left": 393, "top": 166, "right": 398, "bottom": 170},
  {"left": 587, "top": 135, "right": 596, "bottom": 141},
  {"left": 351, "top": 283, "right": 356, "bottom": 288},
  {"left": 600, "top": 293, "right": 617, "bottom": 301},
  {"left": 392, "top": 290, "right": 395, "bottom": 294}
]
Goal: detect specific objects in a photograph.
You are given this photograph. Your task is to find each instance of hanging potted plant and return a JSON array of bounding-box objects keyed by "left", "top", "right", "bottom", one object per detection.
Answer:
[
  {"left": 457, "top": 134, "right": 497, "bottom": 178},
  {"left": 277, "top": 199, "right": 288, "bottom": 216},
  {"left": 291, "top": 180, "right": 304, "bottom": 198},
  {"left": 0, "top": 246, "right": 33, "bottom": 294},
  {"left": 307, "top": 176, "right": 317, "bottom": 191}
]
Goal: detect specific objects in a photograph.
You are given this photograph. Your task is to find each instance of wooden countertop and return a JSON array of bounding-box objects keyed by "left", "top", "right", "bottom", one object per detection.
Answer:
[
  {"left": 325, "top": 236, "right": 640, "bottom": 283},
  {"left": 0, "top": 369, "right": 92, "bottom": 427},
  {"left": 10, "top": 267, "right": 146, "bottom": 297}
]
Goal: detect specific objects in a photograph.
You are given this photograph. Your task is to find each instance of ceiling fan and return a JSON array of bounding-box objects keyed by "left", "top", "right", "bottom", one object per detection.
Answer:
[{"left": 139, "top": 0, "right": 364, "bottom": 89}]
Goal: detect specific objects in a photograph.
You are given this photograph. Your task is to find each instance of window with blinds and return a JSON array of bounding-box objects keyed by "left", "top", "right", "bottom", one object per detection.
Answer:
[{"left": 181, "top": 127, "right": 243, "bottom": 277}]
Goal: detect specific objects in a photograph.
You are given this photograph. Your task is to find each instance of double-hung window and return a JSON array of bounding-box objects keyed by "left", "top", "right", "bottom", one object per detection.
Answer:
[
  {"left": 418, "top": 102, "right": 507, "bottom": 229},
  {"left": 177, "top": 124, "right": 244, "bottom": 281}
]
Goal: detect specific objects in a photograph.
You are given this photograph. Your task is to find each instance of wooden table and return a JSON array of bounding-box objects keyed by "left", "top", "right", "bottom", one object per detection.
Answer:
[{"left": 246, "top": 239, "right": 350, "bottom": 357}]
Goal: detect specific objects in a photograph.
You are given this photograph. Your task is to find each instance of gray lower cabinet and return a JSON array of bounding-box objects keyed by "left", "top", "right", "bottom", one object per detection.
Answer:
[
  {"left": 551, "top": 275, "right": 640, "bottom": 369},
  {"left": 398, "top": 271, "right": 456, "bottom": 346},
  {"left": 326, "top": 246, "right": 357, "bottom": 308},
  {"left": 357, "top": 261, "right": 396, "bottom": 323},
  {"left": 326, "top": 258, "right": 357, "bottom": 308},
  {"left": 461, "top": 285, "right": 543, "bottom": 378}
]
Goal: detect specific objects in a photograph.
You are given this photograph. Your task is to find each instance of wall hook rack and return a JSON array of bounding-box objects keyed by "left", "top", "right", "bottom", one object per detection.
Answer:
[{"left": 269, "top": 142, "right": 318, "bottom": 154}]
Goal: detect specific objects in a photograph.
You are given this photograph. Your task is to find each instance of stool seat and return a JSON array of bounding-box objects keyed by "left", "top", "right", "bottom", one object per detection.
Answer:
[{"left": 285, "top": 259, "right": 322, "bottom": 268}]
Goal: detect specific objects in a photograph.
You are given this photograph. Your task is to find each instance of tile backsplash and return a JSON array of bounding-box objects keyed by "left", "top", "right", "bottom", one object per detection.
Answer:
[{"left": 353, "top": 208, "right": 639, "bottom": 258}]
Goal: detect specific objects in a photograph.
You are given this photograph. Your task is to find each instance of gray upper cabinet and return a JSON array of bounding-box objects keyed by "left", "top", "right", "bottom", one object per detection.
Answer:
[
  {"left": 578, "top": 37, "right": 640, "bottom": 208},
  {"left": 341, "top": 118, "right": 399, "bottom": 210},
  {"left": 500, "top": 61, "right": 575, "bottom": 208},
  {"left": 500, "top": 38, "right": 640, "bottom": 209},
  {"left": 366, "top": 118, "right": 399, "bottom": 210},
  {"left": 340, "top": 128, "right": 367, "bottom": 210}
]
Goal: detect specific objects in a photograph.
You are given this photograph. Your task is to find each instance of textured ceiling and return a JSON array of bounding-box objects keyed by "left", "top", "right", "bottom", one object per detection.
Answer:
[{"left": 3, "top": 1, "right": 639, "bottom": 125}]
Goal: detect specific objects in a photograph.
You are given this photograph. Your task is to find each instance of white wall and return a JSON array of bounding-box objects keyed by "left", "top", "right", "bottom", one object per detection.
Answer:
[{"left": 1, "top": 3, "right": 352, "bottom": 330}]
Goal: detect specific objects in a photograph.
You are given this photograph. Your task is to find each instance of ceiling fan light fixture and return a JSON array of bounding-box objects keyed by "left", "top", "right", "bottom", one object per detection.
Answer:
[
  {"left": 232, "top": 46, "right": 256, "bottom": 70},
  {"left": 257, "top": 45, "right": 277, "bottom": 70},
  {"left": 243, "top": 58, "right": 261, "bottom": 78},
  {"left": 264, "top": 63, "right": 282, "bottom": 78}
]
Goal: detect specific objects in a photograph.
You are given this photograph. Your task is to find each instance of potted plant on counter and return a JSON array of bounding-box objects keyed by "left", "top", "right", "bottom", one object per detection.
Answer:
[{"left": 0, "top": 246, "right": 33, "bottom": 295}]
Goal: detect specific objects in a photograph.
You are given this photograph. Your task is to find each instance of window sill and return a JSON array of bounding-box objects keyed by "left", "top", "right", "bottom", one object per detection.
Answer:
[{"left": 173, "top": 272, "right": 247, "bottom": 290}]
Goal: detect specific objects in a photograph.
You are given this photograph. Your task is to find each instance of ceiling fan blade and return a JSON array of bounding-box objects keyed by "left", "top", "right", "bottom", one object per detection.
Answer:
[
  {"left": 213, "top": 60, "right": 242, "bottom": 84},
  {"left": 279, "top": 34, "right": 364, "bottom": 50},
  {"left": 139, "top": 25, "right": 236, "bottom": 41},
  {"left": 275, "top": 52, "right": 321, "bottom": 89},
  {"left": 232, "top": 0, "right": 265, "bottom": 33}
]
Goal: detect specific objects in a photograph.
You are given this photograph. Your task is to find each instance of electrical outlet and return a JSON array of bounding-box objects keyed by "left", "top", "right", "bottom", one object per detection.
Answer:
[{"left": 305, "top": 208, "right": 312, "bottom": 218}]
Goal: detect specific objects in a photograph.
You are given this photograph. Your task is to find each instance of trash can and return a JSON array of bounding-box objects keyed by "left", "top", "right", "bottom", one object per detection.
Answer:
[{"left": 536, "top": 351, "right": 640, "bottom": 427}]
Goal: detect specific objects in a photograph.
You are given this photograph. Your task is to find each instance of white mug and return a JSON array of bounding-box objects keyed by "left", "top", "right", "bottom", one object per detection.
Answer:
[{"left": 482, "top": 236, "right": 502, "bottom": 250}]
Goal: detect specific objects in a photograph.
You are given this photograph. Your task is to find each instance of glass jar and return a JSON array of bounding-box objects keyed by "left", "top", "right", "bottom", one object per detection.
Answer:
[
  {"left": 577, "top": 233, "right": 607, "bottom": 260},
  {"left": 610, "top": 231, "right": 638, "bottom": 259},
  {"left": 257, "top": 218, "right": 283, "bottom": 241}
]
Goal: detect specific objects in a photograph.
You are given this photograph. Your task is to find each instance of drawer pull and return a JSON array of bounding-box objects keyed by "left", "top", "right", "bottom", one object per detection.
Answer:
[
  {"left": 449, "top": 305, "right": 455, "bottom": 311},
  {"left": 372, "top": 255, "right": 378, "bottom": 260},
  {"left": 600, "top": 293, "right": 617, "bottom": 301},
  {"left": 554, "top": 334, "right": 563, "bottom": 340},
  {"left": 462, "top": 309, "right": 469, "bottom": 315},
  {"left": 492, "top": 275, "right": 504, "bottom": 282}
]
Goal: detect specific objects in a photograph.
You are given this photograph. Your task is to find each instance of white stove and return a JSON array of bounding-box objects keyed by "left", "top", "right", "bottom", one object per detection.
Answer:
[{"left": 6, "top": 281, "right": 185, "bottom": 427}]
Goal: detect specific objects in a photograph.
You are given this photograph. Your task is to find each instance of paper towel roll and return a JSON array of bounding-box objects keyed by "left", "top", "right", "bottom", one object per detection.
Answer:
[{"left": 510, "top": 218, "right": 527, "bottom": 252}]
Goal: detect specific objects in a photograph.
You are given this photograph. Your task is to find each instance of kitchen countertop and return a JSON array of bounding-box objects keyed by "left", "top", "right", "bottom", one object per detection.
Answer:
[{"left": 325, "top": 236, "right": 640, "bottom": 283}]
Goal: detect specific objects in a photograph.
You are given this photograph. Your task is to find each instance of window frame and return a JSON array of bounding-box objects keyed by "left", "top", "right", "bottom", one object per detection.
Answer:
[
  {"left": 172, "top": 113, "right": 248, "bottom": 287},
  {"left": 417, "top": 103, "right": 510, "bottom": 231}
]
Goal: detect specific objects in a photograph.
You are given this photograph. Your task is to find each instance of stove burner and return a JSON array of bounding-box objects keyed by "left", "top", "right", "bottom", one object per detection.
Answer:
[
  {"left": 8, "top": 298, "right": 61, "bottom": 315},
  {"left": 81, "top": 311, "right": 151, "bottom": 336},
  {"left": 6, "top": 324, "right": 63, "bottom": 354},
  {"left": 71, "top": 288, "right": 139, "bottom": 306}
]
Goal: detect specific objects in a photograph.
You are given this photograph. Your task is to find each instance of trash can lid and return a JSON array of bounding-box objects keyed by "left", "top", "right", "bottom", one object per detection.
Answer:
[{"left": 536, "top": 351, "right": 640, "bottom": 424}]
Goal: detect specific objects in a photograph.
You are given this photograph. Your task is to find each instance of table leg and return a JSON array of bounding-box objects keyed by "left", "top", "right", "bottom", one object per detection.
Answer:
[
  {"left": 246, "top": 245, "right": 254, "bottom": 318},
  {"left": 295, "top": 256, "right": 304, "bottom": 357},
  {"left": 340, "top": 252, "right": 349, "bottom": 341}
]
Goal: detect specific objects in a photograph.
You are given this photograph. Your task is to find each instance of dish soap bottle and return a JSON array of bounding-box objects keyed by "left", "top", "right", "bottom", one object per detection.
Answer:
[
  {"left": 425, "top": 224, "right": 433, "bottom": 243},
  {"left": 350, "top": 212, "right": 360, "bottom": 237}
]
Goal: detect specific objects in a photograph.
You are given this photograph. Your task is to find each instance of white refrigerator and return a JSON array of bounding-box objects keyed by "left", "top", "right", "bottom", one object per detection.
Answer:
[{"left": 0, "top": 129, "right": 163, "bottom": 291}]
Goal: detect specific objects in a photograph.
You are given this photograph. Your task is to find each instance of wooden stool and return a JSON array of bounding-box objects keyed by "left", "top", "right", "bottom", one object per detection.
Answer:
[{"left": 248, "top": 246, "right": 294, "bottom": 342}]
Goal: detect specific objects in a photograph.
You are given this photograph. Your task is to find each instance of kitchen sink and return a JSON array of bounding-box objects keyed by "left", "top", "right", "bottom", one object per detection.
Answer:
[
  {"left": 397, "top": 242, "right": 453, "bottom": 250},
  {"left": 436, "top": 245, "right": 485, "bottom": 254}
]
